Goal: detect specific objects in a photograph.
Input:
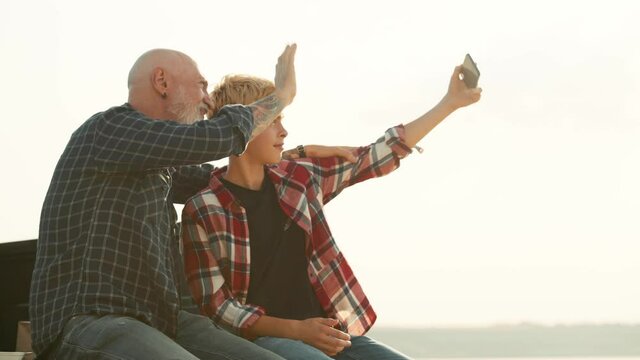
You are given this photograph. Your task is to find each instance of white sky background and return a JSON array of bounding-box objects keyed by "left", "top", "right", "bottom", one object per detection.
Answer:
[{"left": 1, "top": 0, "right": 639, "bottom": 327}]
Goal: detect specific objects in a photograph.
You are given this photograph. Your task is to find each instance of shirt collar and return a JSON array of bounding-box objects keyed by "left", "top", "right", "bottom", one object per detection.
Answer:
[
  {"left": 208, "top": 164, "right": 312, "bottom": 234},
  {"left": 208, "top": 165, "right": 281, "bottom": 209},
  {"left": 208, "top": 166, "right": 238, "bottom": 210}
]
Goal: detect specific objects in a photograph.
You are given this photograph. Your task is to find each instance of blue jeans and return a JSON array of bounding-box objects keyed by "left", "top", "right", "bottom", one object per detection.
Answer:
[
  {"left": 46, "top": 310, "right": 284, "bottom": 360},
  {"left": 253, "top": 335, "right": 411, "bottom": 360}
]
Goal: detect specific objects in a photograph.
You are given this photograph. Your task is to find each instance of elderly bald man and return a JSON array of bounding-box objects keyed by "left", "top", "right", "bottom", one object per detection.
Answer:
[{"left": 29, "top": 46, "right": 300, "bottom": 360}]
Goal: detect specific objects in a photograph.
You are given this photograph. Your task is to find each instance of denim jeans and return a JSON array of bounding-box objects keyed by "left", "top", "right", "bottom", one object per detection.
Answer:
[
  {"left": 45, "top": 310, "right": 284, "bottom": 360},
  {"left": 253, "top": 335, "right": 411, "bottom": 360}
]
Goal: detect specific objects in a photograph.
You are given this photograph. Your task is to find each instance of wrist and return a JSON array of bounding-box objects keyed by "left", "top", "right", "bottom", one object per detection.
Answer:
[
  {"left": 274, "top": 89, "right": 292, "bottom": 107},
  {"left": 286, "top": 319, "right": 302, "bottom": 340},
  {"left": 438, "top": 96, "right": 459, "bottom": 114},
  {"left": 296, "top": 145, "right": 307, "bottom": 158}
]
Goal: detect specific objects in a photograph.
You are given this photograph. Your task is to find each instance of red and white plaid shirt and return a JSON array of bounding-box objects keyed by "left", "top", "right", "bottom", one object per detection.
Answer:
[{"left": 181, "top": 125, "right": 412, "bottom": 336}]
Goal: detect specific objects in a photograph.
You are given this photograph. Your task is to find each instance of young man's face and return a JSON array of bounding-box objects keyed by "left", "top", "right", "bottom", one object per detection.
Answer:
[{"left": 244, "top": 115, "right": 287, "bottom": 164}]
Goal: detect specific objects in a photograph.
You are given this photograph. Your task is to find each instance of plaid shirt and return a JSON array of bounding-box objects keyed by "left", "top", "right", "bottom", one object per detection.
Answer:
[
  {"left": 30, "top": 103, "right": 253, "bottom": 355},
  {"left": 181, "top": 125, "right": 412, "bottom": 337}
]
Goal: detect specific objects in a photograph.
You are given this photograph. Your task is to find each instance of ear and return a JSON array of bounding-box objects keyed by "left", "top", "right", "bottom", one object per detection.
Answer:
[{"left": 151, "top": 67, "right": 168, "bottom": 98}]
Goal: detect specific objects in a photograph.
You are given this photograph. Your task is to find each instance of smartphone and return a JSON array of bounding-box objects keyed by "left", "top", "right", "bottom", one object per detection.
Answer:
[{"left": 461, "top": 54, "right": 480, "bottom": 88}]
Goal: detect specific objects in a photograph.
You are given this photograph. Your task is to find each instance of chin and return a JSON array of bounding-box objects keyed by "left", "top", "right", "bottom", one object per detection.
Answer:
[{"left": 264, "top": 153, "right": 282, "bottom": 164}]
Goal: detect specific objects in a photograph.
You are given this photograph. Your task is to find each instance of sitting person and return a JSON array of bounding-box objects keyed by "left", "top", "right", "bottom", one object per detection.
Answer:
[{"left": 181, "top": 69, "right": 481, "bottom": 359}]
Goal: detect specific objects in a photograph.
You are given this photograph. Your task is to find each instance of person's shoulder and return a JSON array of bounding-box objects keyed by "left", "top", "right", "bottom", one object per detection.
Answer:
[
  {"left": 94, "top": 103, "right": 145, "bottom": 123},
  {"left": 69, "top": 104, "right": 128, "bottom": 135},
  {"left": 78, "top": 104, "right": 125, "bottom": 122},
  {"left": 183, "top": 186, "right": 224, "bottom": 220},
  {"left": 186, "top": 186, "right": 220, "bottom": 207},
  {"left": 186, "top": 169, "right": 229, "bottom": 207},
  {"left": 96, "top": 103, "right": 130, "bottom": 115}
]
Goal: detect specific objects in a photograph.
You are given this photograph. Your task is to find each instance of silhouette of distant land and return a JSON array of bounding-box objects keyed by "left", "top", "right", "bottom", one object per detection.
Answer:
[{"left": 368, "top": 324, "right": 640, "bottom": 358}]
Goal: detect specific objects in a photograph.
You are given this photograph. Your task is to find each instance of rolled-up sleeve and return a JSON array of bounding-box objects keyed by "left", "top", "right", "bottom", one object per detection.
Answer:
[
  {"left": 297, "top": 125, "right": 412, "bottom": 203},
  {"left": 181, "top": 205, "right": 265, "bottom": 335},
  {"left": 93, "top": 104, "right": 253, "bottom": 172}
]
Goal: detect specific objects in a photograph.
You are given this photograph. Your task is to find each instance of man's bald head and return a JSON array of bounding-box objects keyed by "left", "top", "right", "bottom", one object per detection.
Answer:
[
  {"left": 127, "top": 49, "right": 195, "bottom": 89},
  {"left": 127, "top": 48, "right": 212, "bottom": 124}
]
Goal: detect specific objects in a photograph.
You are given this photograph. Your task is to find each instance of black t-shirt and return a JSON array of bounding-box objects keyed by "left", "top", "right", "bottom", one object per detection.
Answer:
[{"left": 221, "top": 175, "right": 325, "bottom": 320}]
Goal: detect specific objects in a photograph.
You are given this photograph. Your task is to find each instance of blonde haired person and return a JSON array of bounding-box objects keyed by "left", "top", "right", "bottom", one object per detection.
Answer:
[{"left": 182, "top": 68, "right": 481, "bottom": 359}]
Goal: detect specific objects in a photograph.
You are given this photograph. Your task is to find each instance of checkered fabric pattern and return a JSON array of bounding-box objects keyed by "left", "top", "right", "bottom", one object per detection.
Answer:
[
  {"left": 182, "top": 125, "right": 412, "bottom": 337},
  {"left": 29, "top": 103, "right": 253, "bottom": 354}
]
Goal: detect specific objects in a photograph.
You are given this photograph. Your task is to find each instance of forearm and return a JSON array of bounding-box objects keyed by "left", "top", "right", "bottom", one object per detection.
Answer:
[
  {"left": 404, "top": 65, "right": 482, "bottom": 148},
  {"left": 247, "top": 43, "right": 296, "bottom": 140},
  {"left": 248, "top": 93, "right": 286, "bottom": 140},
  {"left": 245, "top": 315, "right": 299, "bottom": 340},
  {"left": 171, "top": 164, "right": 215, "bottom": 203},
  {"left": 295, "top": 126, "right": 410, "bottom": 204},
  {"left": 95, "top": 105, "right": 252, "bottom": 172},
  {"left": 403, "top": 98, "right": 456, "bottom": 149}
]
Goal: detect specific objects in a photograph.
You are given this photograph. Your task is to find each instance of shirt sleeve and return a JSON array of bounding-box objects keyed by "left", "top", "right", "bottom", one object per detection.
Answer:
[
  {"left": 181, "top": 209, "right": 265, "bottom": 336},
  {"left": 170, "top": 164, "right": 215, "bottom": 204},
  {"left": 295, "top": 125, "right": 412, "bottom": 204},
  {"left": 93, "top": 104, "right": 253, "bottom": 173}
]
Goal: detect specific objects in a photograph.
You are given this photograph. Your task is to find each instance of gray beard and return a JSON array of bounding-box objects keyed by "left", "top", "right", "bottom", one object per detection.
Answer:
[
  {"left": 168, "top": 87, "right": 206, "bottom": 124},
  {"left": 170, "top": 103, "right": 202, "bottom": 124}
]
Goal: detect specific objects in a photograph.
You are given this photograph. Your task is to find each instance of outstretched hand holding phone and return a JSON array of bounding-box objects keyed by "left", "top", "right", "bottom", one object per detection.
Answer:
[{"left": 403, "top": 59, "right": 482, "bottom": 148}]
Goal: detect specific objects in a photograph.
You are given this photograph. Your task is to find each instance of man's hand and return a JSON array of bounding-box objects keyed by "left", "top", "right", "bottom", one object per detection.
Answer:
[
  {"left": 282, "top": 145, "right": 357, "bottom": 163},
  {"left": 442, "top": 65, "right": 482, "bottom": 111},
  {"left": 273, "top": 44, "right": 297, "bottom": 107},
  {"left": 248, "top": 44, "right": 297, "bottom": 140},
  {"left": 293, "top": 318, "right": 351, "bottom": 356}
]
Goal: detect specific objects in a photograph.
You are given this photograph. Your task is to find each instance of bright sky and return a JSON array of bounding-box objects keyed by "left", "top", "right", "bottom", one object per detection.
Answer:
[{"left": 1, "top": 0, "right": 639, "bottom": 327}]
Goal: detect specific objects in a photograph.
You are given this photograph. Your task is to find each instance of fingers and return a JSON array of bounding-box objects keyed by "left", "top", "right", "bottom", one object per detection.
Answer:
[
  {"left": 452, "top": 65, "right": 463, "bottom": 81},
  {"left": 315, "top": 318, "right": 350, "bottom": 341},
  {"left": 317, "top": 318, "right": 351, "bottom": 347},
  {"left": 287, "top": 43, "right": 297, "bottom": 61},
  {"left": 303, "top": 318, "right": 351, "bottom": 356},
  {"left": 316, "top": 334, "right": 351, "bottom": 356},
  {"left": 280, "top": 148, "right": 297, "bottom": 160},
  {"left": 316, "top": 317, "right": 339, "bottom": 327},
  {"left": 277, "top": 43, "right": 297, "bottom": 67},
  {"left": 470, "top": 87, "right": 482, "bottom": 102},
  {"left": 328, "top": 327, "right": 351, "bottom": 341},
  {"left": 274, "top": 43, "right": 297, "bottom": 105}
]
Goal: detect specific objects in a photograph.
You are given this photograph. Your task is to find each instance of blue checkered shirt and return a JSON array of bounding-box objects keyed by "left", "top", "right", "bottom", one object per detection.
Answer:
[{"left": 29, "top": 103, "right": 253, "bottom": 355}]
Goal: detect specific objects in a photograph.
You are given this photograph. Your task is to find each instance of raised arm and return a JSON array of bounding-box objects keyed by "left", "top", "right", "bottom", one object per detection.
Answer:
[
  {"left": 94, "top": 104, "right": 253, "bottom": 172},
  {"left": 94, "top": 44, "right": 299, "bottom": 173},
  {"left": 289, "top": 64, "right": 482, "bottom": 203},
  {"left": 247, "top": 44, "right": 297, "bottom": 140},
  {"left": 404, "top": 65, "right": 482, "bottom": 148},
  {"left": 290, "top": 126, "right": 412, "bottom": 204}
]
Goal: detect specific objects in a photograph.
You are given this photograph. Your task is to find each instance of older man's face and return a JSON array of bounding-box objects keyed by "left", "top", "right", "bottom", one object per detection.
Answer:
[{"left": 168, "top": 63, "right": 213, "bottom": 124}]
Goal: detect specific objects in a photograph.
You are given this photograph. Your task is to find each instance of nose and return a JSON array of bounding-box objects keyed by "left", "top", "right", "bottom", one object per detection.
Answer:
[
  {"left": 280, "top": 124, "right": 288, "bottom": 138},
  {"left": 203, "top": 96, "right": 215, "bottom": 115}
]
